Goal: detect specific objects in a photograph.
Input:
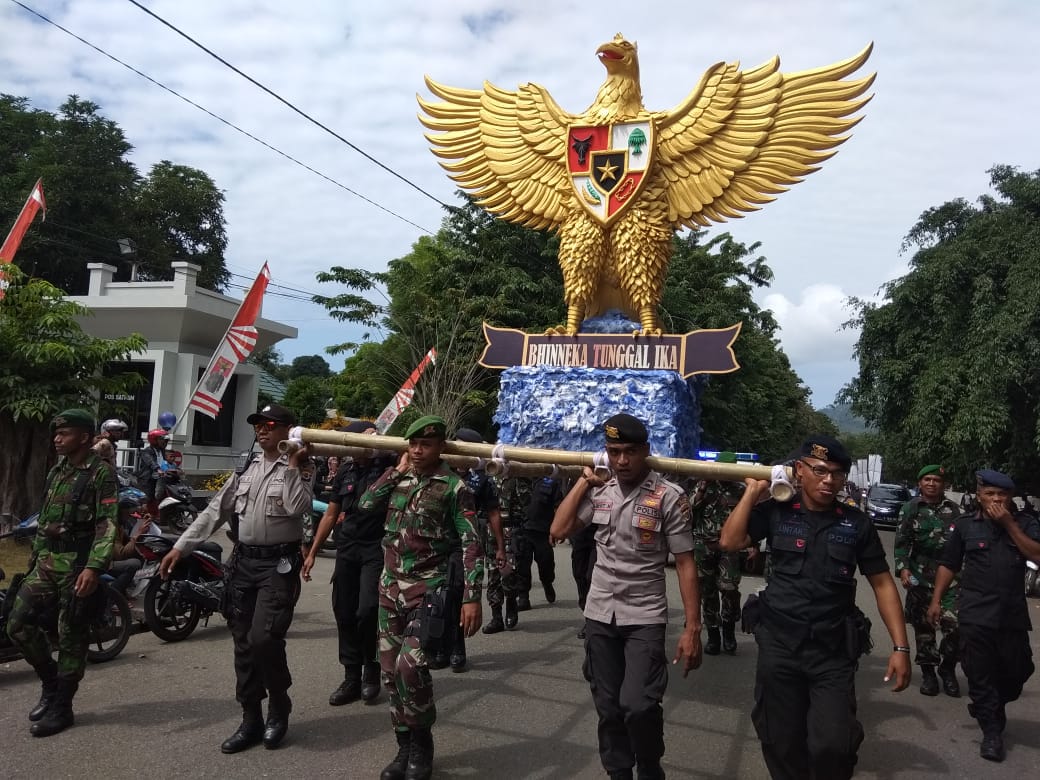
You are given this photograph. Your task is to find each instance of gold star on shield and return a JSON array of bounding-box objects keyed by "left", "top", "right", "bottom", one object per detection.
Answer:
[{"left": 596, "top": 159, "right": 619, "bottom": 182}]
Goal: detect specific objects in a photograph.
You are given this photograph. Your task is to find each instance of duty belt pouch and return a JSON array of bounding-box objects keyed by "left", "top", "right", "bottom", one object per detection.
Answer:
[
  {"left": 417, "top": 587, "right": 449, "bottom": 651},
  {"left": 845, "top": 606, "right": 873, "bottom": 661}
]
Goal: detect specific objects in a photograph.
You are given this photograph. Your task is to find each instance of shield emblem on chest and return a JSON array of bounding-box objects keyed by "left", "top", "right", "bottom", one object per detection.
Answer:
[{"left": 567, "top": 121, "right": 654, "bottom": 226}]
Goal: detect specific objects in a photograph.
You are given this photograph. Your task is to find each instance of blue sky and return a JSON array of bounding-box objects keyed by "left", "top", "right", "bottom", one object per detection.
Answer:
[{"left": 2, "top": 0, "right": 1037, "bottom": 408}]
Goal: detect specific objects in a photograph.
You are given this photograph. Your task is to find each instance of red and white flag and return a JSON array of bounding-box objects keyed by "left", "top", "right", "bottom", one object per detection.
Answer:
[
  {"left": 188, "top": 262, "right": 271, "bottom": 419},
  {"left": 0, "top": 178, "right": 46, "bottom": 265},
  {"left": 374, "top": 348, "right": 437, "bottom": 433}
]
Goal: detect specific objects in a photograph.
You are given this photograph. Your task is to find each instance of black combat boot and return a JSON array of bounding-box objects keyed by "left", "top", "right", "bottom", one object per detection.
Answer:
[
  {"left": 919, "top": 665, "right": 939, "bottom": 696},
  {"left": 980, "top": 733, "right": 1005, "bottom": 762},
  {"left": 361, "top": 662, "right": 382, "bottom": 702},
  {"left": 482, "top": 607, "right": 505, "bottom": 634},
  {"left": 543, "top": 582, "right": 556, "bottom": 604},
  {"left": 329, "top": 664, "right": 362, "bottom": 706},
  {"left": 28, "top": 660, "right": 59, "bottom": 722},
  {"left": 380, "top": 730, "right": 411, "bottom": 780},
  {"left": 505, "top": 595, "right": 519, "bottom": 629},
  {"left": 637, "top": 759, "right": 666, "bottom": 779},
  {"left": 30, "top": 679, "right": 76, "bottom": 738},
  {"left": 517, "top": 594, "right": 532, "bottom": 611},
  {"left": 263, "top": 691, "right": 291, "bottom": 749},
  {"left": 450, "top": 635, "right": 467, "bottom": 673},
  {"left": 938, "top": 661, "right": 960, "bottom": 697},
  {"left": 705, "top": 626, "right": 721, "bottom": 656},
  {"left": 220, "top": 701, "right": 264, "bottom": 753},
  {"left": 721, "top": 621, "right": 737, "bottom": 655},
  {"left": 405, "top": 726, "right": 434, "bottom": 780}
]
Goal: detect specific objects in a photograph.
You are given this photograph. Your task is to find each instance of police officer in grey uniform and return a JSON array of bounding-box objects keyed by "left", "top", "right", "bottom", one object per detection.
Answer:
[
  {"left": 160, "top": 404, "right": 313, "bottom": 753},
  {"left": 551, "top": 413, "right": 703, "bottom": 780}
]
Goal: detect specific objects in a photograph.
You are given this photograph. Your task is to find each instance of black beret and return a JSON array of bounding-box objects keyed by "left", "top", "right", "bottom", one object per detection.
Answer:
[
  {"left": 797, "top": 434, "right": 851, "bottom": 471},
  {"left": 603, "top": 413, "right": 648, "bottom": 445},
  {"left": 976, "top": 469, "right": 1015, "bottom": 491},
  {"left": 454, "top": 427, "right": 484, "bottom": 443}
]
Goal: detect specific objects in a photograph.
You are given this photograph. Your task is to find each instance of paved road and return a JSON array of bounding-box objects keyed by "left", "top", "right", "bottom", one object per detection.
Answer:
[{"left": 1, "top": 532, "right": 1038, "bottom": 779}]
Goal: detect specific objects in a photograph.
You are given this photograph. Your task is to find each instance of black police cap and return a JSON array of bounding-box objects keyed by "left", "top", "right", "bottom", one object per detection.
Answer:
[
  {"left": 603, "top": 413, "right": 648, "bottom": 445},
  {"left": 797, "top": 434, "right": 851, "bottom": 471}
]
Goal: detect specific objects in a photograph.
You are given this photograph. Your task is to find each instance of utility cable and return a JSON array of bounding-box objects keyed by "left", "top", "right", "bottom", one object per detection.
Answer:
[{"left": 124, "top": 0, "right": 453, "bottom": 211}]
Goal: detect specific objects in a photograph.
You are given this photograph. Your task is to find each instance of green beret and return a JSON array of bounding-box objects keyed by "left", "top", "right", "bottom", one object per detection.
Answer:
[
  {"left": 51, "top": 408, "right": 96, "bottom": 432},
  {"left": 603, "top": 413, "right": 648, "bottom": 444},
  {"left": 404, "top": 415, "right": 447, "bottom": 440},
  {"left": 917, "top": 464, "right": 945, "bottom": 480},
  {"left": 716, "top": 451, "right": 737, "bottom": 464}
]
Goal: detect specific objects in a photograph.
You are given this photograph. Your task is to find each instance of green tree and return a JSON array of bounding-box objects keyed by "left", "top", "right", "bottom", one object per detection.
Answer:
[
  {"left": 0, "top": 267, "right": 146, "bottom": 519},
  {"left": 842, "top": 165, "right": 1040, "bottom": 490},
  {"left": 133, "top": 161, "right": 229, "bottom": 290},
  {"left": 0, "top": 95, "right": 229, "bottom": 293},
  {"left": 282, "top": 375, "right": 333, "bottom": 427},
  {"left": 288, "top": 354, "right": 331, "bottom": 379},
  {"left": 316, "top": 198, "right": 563, "bottom": 433}
]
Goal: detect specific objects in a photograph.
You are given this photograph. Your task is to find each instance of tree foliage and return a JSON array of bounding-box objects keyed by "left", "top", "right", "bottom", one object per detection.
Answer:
[
  {"left": 0, "top": 266, "right": 147, "bottom": 519},
  {"left": 288, "top": 354, "right": 331, "bottom": 379},
  {"left": 0, "top": 94, "right": 229, "bottom": 293},
  {"left": 842, "top": 165, "right": 1040, "bottom": 490}
]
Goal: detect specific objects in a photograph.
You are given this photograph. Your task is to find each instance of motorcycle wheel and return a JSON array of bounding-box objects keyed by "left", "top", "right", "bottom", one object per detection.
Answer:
[
  {"left": 144, "top": 577, "right": 201, "bottom": 642},
  {"left": 170, "top": 506, "right": 197, "bottom": 533},
  {"left": 1026, "top": 568, "right": 1039, "bottom": 598},
  {"left": 86, "top": 583, "right": 132, "bottom": 663}
]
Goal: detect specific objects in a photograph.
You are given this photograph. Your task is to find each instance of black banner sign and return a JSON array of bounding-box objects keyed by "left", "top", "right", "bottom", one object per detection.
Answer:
[{"left": 478, "top": 323, "right": 742, "bottom": 378}]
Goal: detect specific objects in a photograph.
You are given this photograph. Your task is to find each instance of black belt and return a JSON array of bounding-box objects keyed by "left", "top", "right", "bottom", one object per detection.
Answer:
[{"left": 237, "top": 542, "right": 300, "bottom": 559}]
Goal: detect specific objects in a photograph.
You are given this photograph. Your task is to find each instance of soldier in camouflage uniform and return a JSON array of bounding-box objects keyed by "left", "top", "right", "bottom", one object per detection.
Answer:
[
  {"left": 894, "top": 463, "right": 962, "bottom": 697},
  {"left": 7, "top": 409, "right": 117, "bottom": 737},
  {"left": 486, "top": 474, "right": 529, "bottom": 630},
  {"left": 690, "top": 452, "right": 747, "bottom": 656},
  {"left": 360, "top": 415, "right": 484, "bottom": 780}
]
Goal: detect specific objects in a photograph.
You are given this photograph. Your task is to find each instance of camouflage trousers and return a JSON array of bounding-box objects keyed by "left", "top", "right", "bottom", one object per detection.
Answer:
[
  {"left": 904, "top": 585, "right": 959, "bottom": 667},
  {"left": 6, "top": 565, "right": 90, "bottom": 682},
  {"left": 694, "top": 545, "right": 742, "bottom": 627},
  {"left": 378, "top": 578, "right": 436, "bottom": 730},
  {"left": 487, "top": 525, "right": 522, "bottom": 609}
]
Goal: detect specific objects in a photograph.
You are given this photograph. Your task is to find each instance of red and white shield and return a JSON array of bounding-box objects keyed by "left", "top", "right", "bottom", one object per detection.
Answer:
[{"left": 567, "top": 121, "right": 654, "bottom": 226}]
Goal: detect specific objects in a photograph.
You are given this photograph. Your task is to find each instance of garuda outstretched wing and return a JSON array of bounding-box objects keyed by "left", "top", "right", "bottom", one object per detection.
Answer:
[
  {"left": 418, "top": 76, "right": 577, "bottom": 231},
  {"left": 653, "top": 44, "right": 874, "bottom": 228}
]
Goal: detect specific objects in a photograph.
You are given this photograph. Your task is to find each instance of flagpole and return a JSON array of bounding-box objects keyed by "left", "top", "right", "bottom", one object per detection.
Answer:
[{"left": 171, "top": 262, "right": 270, "bottom": 435}]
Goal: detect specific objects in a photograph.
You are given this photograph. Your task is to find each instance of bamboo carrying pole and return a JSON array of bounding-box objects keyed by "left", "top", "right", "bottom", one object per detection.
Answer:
[
  {"left": 280, "top": 440, "right": 590, "bottom": 479},
  {"left": 285, "top": 428, "right": 794, "bottom": 499}
]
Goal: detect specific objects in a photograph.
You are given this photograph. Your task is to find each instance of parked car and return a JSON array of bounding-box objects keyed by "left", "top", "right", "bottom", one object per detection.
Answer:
[{"left": 865, "top": 483, "right": 911, "bottom": 530}]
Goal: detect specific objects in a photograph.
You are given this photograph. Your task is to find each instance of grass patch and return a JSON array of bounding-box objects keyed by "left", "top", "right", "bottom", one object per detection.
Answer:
[{"left": 0, "top": 539, "right": 32, "bottom": 577}]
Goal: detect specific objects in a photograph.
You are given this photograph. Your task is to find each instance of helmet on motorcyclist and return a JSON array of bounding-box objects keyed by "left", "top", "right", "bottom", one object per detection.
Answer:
[
  {"left": 118, "top": 487, "right": 147, "bottom": 511},
  {"left": 147, "top": 428, "right": 169, "bottom": 446},
  {"left": 101, "top": 418, "right": 129, "bottom": 433}
]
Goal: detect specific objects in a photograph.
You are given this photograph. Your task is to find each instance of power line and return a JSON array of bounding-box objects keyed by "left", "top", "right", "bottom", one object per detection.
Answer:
[
  {"left": 7, "top": 0, "right": 435, "bottom": 235},
  {"left": 124, "top": 0, "right": 453, "bottom": 211}
]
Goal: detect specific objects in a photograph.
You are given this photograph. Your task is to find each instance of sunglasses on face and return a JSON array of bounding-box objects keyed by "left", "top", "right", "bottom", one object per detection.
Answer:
[{"left": 253, "top": 420, "right": 284, "bottom": 431}]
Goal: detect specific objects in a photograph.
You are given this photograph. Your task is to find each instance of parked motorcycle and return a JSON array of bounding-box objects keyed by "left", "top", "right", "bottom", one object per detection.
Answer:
[
  {"left": 137, "top": 533, "right": 225, "bottom": 642},
  {"left": 1026, "top": 558, "right": 1039, "bottom": 598},
  {"left": 156, "top": 471, "right": 197, "bottom": 533},
  {"left": 0, "top": 524, "right": 132, "bottom": 664}
]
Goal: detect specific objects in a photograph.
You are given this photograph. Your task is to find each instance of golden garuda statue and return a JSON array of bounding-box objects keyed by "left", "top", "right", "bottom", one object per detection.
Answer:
[{"left": 418, "top": 34, "right": 873, "bottom": 335}]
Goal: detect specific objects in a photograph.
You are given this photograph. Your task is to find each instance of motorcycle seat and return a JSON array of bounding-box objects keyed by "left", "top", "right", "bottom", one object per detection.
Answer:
[{"left": 196, "top": 540, "right": 224, "bottom": 562}]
